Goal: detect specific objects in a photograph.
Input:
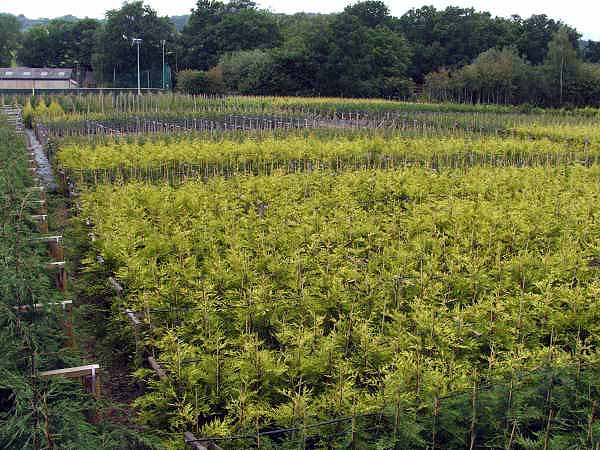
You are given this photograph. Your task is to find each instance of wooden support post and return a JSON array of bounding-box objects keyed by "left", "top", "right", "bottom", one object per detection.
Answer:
[
  {"left": 49, "top": 240, "right": 64, "bottom": 261},
  {"left": 147, "top": 356, "right": 168, "bottom": 381},
  {"left": 28, "top": 186, "right": 46, "bottom": 202},
  {"left": 30, "top": 235, "right": 64, "bottom": 261},
  {"left": 47, "top": 261, "right": 67, "bottom": 291},
  {"left": 124, "top": 309, "right": 143, "bottom": 365},
  {"left": 109, "top": 277, "right": 124, "bottom": 296},
  {"left": 31, "top": 214, "right": 49, "bottom": 233},
  {"left": 125, "top": 309, "right": 141, "bottom": 326},
  {"left": 58, "top": 169, "right": 68, "bottom": 195},
  {"left": 58, "top": 265, "right": 67, "bottom": 291},
  {"left": 29, "top": 199, "right": 48, "bottom": 215},
  {"left": 61, "top": 300, "right": 74, "bottom": 346}
]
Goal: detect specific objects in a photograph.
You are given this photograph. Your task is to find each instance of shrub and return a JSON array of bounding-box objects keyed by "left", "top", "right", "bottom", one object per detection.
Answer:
[
  {"left": 176, "top": 69, "right": 225, "bottom": 95},
  {"left": 48, "top": 98, "right": 65, "bottom": 117},
  {"left": 22, "top": 98, "right": 33, "bottom": 128},
  {"left": 380, "top": 76, "right": 415, "bottom": 99},
  {"left": 35, "top": 97, "right": 49, "bottom": 116}
]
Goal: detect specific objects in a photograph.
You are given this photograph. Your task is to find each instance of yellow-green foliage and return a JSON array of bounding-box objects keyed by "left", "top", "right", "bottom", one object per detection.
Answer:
[
  {"left": 513, "top": 124, "right": 600, "bottom": 142},
  {"left": 47, "top": 99, "right": 65, "bottom": 118},
  {"left": 22, "top": 98, "right": 34, "bottom": 128},
  {"left": 35, "top": 98, "right": 49, "bottom": 117},
  {"left": 83, "top": 166, "right": 600, "bottom": 435},
  {"left": 58, "top": 135, "right": 598, "bottom": 175},
  {"left": 40, "top": 94, "right": 600, "bottom": 446}
]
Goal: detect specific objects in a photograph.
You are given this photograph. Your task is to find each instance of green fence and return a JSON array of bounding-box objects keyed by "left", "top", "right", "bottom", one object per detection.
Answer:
[{"left": 104, "top": 65, "right": 172, "bottom": 90}]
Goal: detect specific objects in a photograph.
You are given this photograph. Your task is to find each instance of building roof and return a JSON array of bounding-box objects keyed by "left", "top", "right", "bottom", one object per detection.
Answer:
[{"left": 0, "top": 68, "right": 74, "bottom": 80}]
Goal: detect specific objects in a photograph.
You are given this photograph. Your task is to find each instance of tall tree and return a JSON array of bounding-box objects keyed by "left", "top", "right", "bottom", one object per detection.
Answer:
[
  {"left": 16, "top": 26, "right": 50, "bottom": 67},
  {"left": 583, "top": 41, "right": 600, "bottom": 63},
  {"left": 180, "top": 0, "right": 282, "bottom": 71},
  {"left": 514, "top": 14, "right": 580, "bottom": 65},
  {"left": 344, "top": 1, "right": 392, "bottom": 28},
  {"left": 211, "top": 1, "right": 412, "bottom": 98},
  {"left": 0, "top": 14, "right": 21, "bottom": 67},
  {"left": 66, "top": 19, "right": 100, "bottom": 71},
  {"left": 18, "top": 19, "right": 99, "bottom": 70},
  {"left": 458, "top": 48, "right": 536, "bottom": 104},
  {"left": 397, "top": 6, "right": 517, "bottom": 82},
  {"left": 93, "top": 1, "right": 176, "bottom": 85},
  {"left": 311, "top": 3, "right": 412, "bottom": 97},
  {"left": 544, "top": 27, "right": 580, "bottom": 104},
  {"left": 219, "top": 49, "right": 274, "bottom": 94},
  {"left": 276, "top": 13, "right": 333, "bottom": 47}
]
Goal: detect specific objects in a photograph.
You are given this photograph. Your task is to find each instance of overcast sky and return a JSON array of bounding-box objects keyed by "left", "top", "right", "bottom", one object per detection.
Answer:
[{"left": 2, "top": 0, "right": 599, "bottom": 39}]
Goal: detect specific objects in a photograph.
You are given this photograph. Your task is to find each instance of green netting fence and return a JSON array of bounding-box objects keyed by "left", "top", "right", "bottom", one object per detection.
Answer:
[{"left": 105, "top": 65, "right": 172, "bottom": 90}]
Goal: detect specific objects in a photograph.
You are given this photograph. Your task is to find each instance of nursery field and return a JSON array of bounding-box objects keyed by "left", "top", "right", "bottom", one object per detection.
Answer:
[
  {"left": 20, "top": 93, "right": 600, "bottom": 448},
  {"left": 84, "top": 167, "right": 600, "bottom": 448}
]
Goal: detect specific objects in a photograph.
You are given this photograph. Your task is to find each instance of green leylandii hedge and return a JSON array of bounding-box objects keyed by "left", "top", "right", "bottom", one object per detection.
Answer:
[{"left": 0, "top": 120, "right": 161, "bottom": 449}]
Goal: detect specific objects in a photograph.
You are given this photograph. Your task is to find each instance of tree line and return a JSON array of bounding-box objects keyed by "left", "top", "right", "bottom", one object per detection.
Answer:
[{"left": 1, "top": 1, "right": 600, "bottom": 106}]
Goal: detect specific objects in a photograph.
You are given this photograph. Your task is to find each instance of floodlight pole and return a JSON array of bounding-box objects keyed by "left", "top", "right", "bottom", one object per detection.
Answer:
[
  {"left": 132, "top": 38, "right": 143, "bottom": 95},
  {"left": 161, "top": 40, "right": 166, "bottom": 90}
]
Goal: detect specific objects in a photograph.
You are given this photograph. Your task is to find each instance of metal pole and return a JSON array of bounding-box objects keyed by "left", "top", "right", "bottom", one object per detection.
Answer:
[
  {"left": 136, "top": 40, "right": 141, "bottom": 95},
  {"left": 162, "top": 40, "right": 166, "bottom": 90}
]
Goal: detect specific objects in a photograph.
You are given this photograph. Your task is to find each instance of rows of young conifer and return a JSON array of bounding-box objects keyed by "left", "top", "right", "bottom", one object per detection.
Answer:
[{"left": 80, "top": 167, "right": 600, "bottom": 447}]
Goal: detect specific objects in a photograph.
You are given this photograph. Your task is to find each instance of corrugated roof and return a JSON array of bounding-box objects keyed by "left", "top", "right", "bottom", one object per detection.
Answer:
[{"left": 0, "top": 68, "right": 74, "bottom": 80}]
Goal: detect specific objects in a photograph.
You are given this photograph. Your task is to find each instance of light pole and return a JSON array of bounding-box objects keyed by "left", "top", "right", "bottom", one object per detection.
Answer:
[
  {"left": 132, "top": 38, "right": 143, "bottom": 95},
  {"left": 74, "top": 60, "right": 80, "bottom": 86},
  {"left": 161, "top": 40, "right": 166, "bottom": 90}
]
